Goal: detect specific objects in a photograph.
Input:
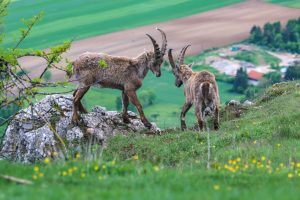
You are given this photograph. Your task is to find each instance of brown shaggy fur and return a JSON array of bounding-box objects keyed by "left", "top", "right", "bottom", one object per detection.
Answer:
[
  {"left": 168, "top": 46, "right": 220, "bottom": 131},
  {"left": 71, "top": 29, "right": 167, "bottom": 129}
]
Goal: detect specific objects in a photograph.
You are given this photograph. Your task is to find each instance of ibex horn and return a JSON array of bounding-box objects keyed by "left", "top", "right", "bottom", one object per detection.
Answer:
[{"left": 177, "top": 45, "right": 191, "bottom": 66}]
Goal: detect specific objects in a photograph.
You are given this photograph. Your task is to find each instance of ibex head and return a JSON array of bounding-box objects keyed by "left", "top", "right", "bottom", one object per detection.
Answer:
[
  {"left": 145, "top": 28, "right": 167, "bottom": 77},
  {"left": 168, "top": 45, "right": 193, "bottom": 87}
]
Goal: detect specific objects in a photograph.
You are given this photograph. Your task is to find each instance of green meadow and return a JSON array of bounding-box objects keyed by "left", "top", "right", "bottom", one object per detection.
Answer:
[
  {"left": 1, "top": 81, "right": 300, "bottom": 200},
  {"left": 3, "top": 0, "right": 244, "bottom": 49},
  {"left": 266, "top": 0, "right": 300, "bottom": 8}
]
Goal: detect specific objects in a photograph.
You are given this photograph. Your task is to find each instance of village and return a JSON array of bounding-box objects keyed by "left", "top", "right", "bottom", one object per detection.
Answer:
[{"left": 200, "top": 44, "right": 300, "bottom": 85}]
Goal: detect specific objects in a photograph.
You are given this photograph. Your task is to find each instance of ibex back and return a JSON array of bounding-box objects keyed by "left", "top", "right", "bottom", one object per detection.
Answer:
[
  {"left": 168, "top": 45, "right": 220, "bottom": 131},
  {"left": 72, "top": 29, "right": 167, "bottom": 129}
]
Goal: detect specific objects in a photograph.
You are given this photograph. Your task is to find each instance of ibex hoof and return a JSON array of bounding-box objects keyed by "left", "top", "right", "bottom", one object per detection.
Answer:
[
  {"left": 143, "top": 121, "right": 152, "bottom": 129},
  {"left": 71, "top": 115, "right": 81, "bottom": 126},
  {"left": 122, "top": 116, "right": 130, "bottom": 124}
]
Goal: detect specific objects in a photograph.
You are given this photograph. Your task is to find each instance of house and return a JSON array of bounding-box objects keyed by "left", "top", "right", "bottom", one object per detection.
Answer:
[{"left": 248, "top": 70, "right": 264, "bottom": 86}]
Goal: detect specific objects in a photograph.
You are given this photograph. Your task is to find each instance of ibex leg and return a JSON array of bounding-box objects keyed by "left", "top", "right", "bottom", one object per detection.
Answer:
[
  {"left": 213, "top": 106, "right": 220, "bottom": 130},
  {"left": 72, "top": 86, "right": 90, "bottom": 124},
  {"left": 180, "top": 101, "right": 192, "bottom": 131},
  {"left": 195, "top": 105, "right": 204, "bottom": 131},
  {"left": 122, "top": 91, "right": 130, "bottom": 123},
  {"left": 125, "top": 90, "right": 152, "bottom": 129}
]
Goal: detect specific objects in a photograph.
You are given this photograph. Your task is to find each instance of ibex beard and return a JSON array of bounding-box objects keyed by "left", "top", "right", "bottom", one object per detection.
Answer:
[
  {"left": 71, "top": 29, "right": 167, "bottom": 129},
  {"left": 168, "top": 45, "right": 220, "bottom": 131}
]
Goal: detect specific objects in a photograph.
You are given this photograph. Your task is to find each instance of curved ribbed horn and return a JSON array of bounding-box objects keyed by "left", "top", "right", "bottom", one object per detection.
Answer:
[
  {"left": 157, "top": 28, "right": 167, "bottom": 57},
  {"left": 146, "top": 34, "right": 161, "bottom": 61},
  {"left": 168, "top": 49, "right": 176, "bottom": 69},
  {"left": 177, "top": 45, "right": 191, "bottom": 66}
]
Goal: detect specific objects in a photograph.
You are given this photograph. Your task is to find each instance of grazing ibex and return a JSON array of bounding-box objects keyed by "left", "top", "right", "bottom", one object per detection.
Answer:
[
  {"left": 168, "top": 45, "right": 220, "bottom": 131},
  {"left": 72, "top": 29, "right": 167, "bottom": 129}
]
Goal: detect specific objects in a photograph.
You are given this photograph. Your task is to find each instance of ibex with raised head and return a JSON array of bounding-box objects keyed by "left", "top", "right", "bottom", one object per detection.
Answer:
[
  {"left": 72, "top": 29, "right": 167, "bottom": 129},
  {"left": 168, "top": 45, "right": 220, "bottom": 131}
]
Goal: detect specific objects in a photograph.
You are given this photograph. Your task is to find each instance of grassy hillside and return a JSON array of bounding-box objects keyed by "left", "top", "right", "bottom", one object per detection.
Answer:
[
  {"left": 3, "top": 0, "right": 243, "bottom": 49},
  {"left": 267, "top": 0, "right": 300, "bottom": 8},
  {"left": 1, "top": 81, "right": 300, "bottom": 200}
]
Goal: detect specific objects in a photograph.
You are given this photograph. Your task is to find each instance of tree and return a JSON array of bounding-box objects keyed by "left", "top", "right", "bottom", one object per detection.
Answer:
[
  {"left": 285, "top": 62, "right": 300, "bottom": 81},
  {"left": 233, "top": 67, "right": 248, "bottom": 93},
  {"left": 0, "top": 0, "right": 73, "bottom": 153},
  {"left": 43, "top": 70, "right": 52, "bottom": 82}
]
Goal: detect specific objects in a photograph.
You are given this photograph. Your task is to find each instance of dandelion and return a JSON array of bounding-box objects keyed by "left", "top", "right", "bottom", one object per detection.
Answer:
[
  {"left": 253, "top": 140, "right": 257, "bottom": 145},
  {"left": 261, "top": 156, "right": 266, "bottom": 161},
  {"left": 297, "top": 163, "right": 300, "bottom": 168},
  {"left": 251, "top": 159, "right": 257, "bottom": 164},
  {"left": 43, "top": 158, "right": 50, "bottom": 164},
  {"left": 153, "top": 166, "right": 160, "bottom": 172},
  {"left": 62, "top": 171, "right": 67, "bottom": 176},
  {"left": 213, "top": 184, "right": 220, "bottom": 190},
  {"left": 288, "top": 173, "right": 294, "bottom": 178},
  {"left": 32, "top": 175, "right": 38, "bottom": 180},
  {"left": 33, "top": 166, "right": 39, "bottom": 172},
  {"left": 236, "top": 157, "right": 241, "bottom": 162},
  {"left": 94, "top": 165, "right": 99, "bottom": 171},
  {"left": 133, "top": 155, "right": 139, "bottom": 160},
  {"left": 38, "top": 172, "right": 44, "bottom": 178},
  {"left": 102, "top": 165, "right": 107, "bottom": 170},
  {"left": 298, "top": 173, "right": 300, "bottom": 177},
  {"left": 73, "top": 166, "right": 78, "bottom": 171}
]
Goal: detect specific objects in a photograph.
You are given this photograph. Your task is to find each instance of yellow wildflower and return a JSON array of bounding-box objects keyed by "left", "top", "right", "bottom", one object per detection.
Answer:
[
  {"left": 33, "top": 166, "right": 39, "bottom": 172},
  {"left": 102, "top": 165, "right": 107, "bottom": 170},
  {"left": 153, "top": 166, "right": 160, "bottom": 172},
  {"left": 288, "top": 173, "right": 294, "bottom": 178},
  {"left": 75, "top": 152, "right": 81, "bottom": 159},
  {"left": 261, "top": 156, "right": 266, "bottom": 161},
  {"left": 236, "top": 157, "right": 241, "bottom": 162},
  {"left": 68, "top": 168, "right": 74, "bottom": 174},
  {"left": 133, "top": 155, "right": 139, "bottom": 160},
  {"left": 297, "top": 163, "right": 300, "bottom": 168},
  {"left": 62, "top": 171, "right": 67, "bottom": 176},
  {"left": 32, "top": 175, "right": 38, "bottom": 180},
  {"left": 213, "top": 184, "right": 220, "bottom": 190},
  {"left": 111, "top": 160, "right": 116, "bottom": 166},
  {"left": 43, "top": 158, "right": 50, "bottom": 164},
  {"left": 277, "top": 144, "right": 281, "bottom": 147},
  {"left": 94, "top": 165, "right": 99, "bottom": 171},
  {"left": 73, "top": 166, "right": 78, "bottom": 171},
  {"left": 251, "top": 159, "right": 257, "bottom": 164},
  {"left": 38, "top": 173, "right": 44, "bottom": 178},
  {"left": 279, "top": 163, "right": 284, "bottom": 168},
  {"left": 81, "top": 173, "right": 86, "bottom": 178},
  {"left": 253, "top": 140, "right": 257, "bottom": 144}
]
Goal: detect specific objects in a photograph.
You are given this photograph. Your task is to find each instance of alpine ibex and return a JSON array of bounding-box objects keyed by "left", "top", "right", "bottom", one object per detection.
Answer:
[
  {"left": 71, "top": 29, "right": 167, "bottom": 129},
  {"left": 168, "top": 45, "right": 220, "bottom": 131}
]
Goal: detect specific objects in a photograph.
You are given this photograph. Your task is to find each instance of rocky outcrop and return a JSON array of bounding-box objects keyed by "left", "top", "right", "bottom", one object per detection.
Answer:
[{"left": 0, "top": 95, "right": 160, "bottom": 163}]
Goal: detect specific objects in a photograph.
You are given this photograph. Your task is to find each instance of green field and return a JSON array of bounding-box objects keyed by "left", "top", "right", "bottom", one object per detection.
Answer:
[
  {"left": 1, "top": 81, "right": 300, "bottom": 200},
  {"left": 2, "top": 0, "right": 244, "bottom": 49},
  {"left": 267, "top": 0, "right": 300, "bottom": 8}
]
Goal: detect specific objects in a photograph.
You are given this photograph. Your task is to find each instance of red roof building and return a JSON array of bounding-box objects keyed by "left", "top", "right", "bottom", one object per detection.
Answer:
[{"left": 248, "top": 70, "right": 264, "bottom": 81}]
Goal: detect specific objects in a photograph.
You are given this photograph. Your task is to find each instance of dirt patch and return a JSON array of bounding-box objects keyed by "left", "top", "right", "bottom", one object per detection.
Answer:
[{"left": 19, "top": 0, "right": 300, "bottom": 81}]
